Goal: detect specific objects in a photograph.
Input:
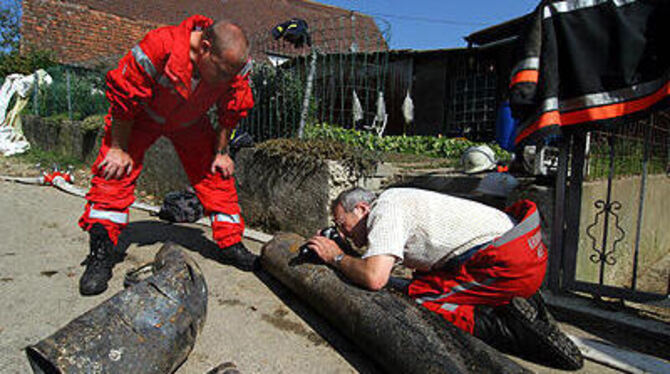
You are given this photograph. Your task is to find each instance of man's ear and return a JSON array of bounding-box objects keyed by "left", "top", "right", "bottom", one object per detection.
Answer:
[
  {"left": 355, "top": 201, "right": 371, "bottom": 216},
  {"left": 200, "top": 38, "right": 212, "bottom": 55}
]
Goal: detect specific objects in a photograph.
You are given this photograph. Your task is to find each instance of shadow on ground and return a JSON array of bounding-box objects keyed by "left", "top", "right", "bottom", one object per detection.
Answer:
[
  {"left": 114, "top": 220, "right": 381, "bottom": 373},
  {"left": 116, "top": 220, "right": 218, "bottom": 256},
  {"left": 552, "top": 307, "right": 670, "bottom": 361},
  {"left": 254, "top": 269, "right": 382, "bottom": 374}
]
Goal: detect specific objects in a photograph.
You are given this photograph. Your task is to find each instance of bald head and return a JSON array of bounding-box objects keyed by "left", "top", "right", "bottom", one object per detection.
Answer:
[{"left": 203, "top": 21, "right": 249, "bottom": 66}]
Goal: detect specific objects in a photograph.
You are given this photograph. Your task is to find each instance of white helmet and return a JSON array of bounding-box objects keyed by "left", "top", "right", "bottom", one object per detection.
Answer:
[
  {"left": 475, "top": 172, "right": 519, "bottom": 198},
  {"left": 461, "top": 145, "right": 497, "bottom": 174}
]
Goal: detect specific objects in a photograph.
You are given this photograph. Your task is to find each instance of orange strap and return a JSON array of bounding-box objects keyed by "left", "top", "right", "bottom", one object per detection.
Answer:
[{"left": 510, "top": 70, "right": 539, "bottom": 87}]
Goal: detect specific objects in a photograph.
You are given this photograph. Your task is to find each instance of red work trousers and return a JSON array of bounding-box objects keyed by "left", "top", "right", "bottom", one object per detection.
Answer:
[
  {"left": 79, "top": 115, "right": 244, "bottom": 248},
  {"left": 407, "top": 200, "right": 547, "bottom": 334}
]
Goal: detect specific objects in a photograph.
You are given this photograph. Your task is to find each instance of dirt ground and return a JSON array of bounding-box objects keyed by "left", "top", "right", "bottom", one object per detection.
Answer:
[
  {"left": 0, "top": 179, "right": 377, "bottom": 373},
  {"left": 0, "top": 156, "right": 667, "bottom": 373}
]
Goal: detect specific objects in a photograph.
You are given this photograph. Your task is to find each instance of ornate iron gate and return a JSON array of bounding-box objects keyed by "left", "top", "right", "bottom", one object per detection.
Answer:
[{"left": 551, "top": 112, "right": 670, "bottom": 307}]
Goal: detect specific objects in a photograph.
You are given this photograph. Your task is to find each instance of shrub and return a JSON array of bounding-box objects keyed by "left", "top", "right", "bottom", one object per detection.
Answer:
[
  {"left": 80, "top": 114, "right": 106, "bottom": 132},
  {"left": 11, "top": 147, "right": 84, "bottom": 170},
  {"left": 256, "top": 137, "right": 378, "bottom": 173},
  {"left": 22, "top": 65, "right": 108, "bottom": 119},
  {"left": 0, "top": 49, "right": 55, "bottom": 77},
  {"left": 304, "top": 123, "right": 512, "bottom": 162},
  {"left": 241, "top": 63, "right": 316, "bottom": 142}
]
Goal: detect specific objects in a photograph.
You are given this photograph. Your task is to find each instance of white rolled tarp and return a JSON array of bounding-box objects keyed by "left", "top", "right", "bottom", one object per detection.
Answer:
[{"left": 0, "top": 69, "right": 53, "bottom": 156}]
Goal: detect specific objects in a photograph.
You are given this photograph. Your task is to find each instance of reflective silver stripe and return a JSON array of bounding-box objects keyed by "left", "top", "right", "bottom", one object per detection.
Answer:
[
  {"left": 544, "top": 0, "right": 636, "bottom": 18},
  {"left": 415, "top": 278, "right": 497, "bottom": 306},
  {"left": 541, "top": 97, "right": 560, "bottom": 113},
  {"left": 511, "top": 57, "right": 540, "bottom": 77},
  {"left": 157, "top": 74, "right": 172, "bottom": 88},
  {"left": 440, "top": 303, "right": 460, "bottom": 312},
  {"left": 611, "top": 0, "right": 638, "bottom": 6},
  {"left": 143, "top": 104, "right": 166, "bottom": 124},
  {"left": 131, "top": 45, "right": 157, "bottom": 79},
  {"left": 238, "top": 58, "right": 253, "bottom": 78},
  {"left": 536, "top": 76, "right": 667, "bottom": 116},
  {"left": 211, "top": 213, "right": 241, "bottom": 224},
  {"left": 89, "top": 208, "right": 128, "bottom": 224},
  {"left": 560, "top": 76, "right": 669, "bottom": 112},
  {"left": 493, "top": 210, "right": 540, "bottom": 247}
]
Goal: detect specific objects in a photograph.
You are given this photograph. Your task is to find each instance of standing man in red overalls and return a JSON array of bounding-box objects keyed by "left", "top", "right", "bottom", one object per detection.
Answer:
[
  {"left": 307, "top": 187, "right": 584, "bottom": 370},
  {"left": 78, "top": 15, "right": 257, "bottom": 296}
]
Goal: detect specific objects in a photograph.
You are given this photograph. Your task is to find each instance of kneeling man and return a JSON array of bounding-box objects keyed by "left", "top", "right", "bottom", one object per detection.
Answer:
[{"left": 307, "top": 187, "right": 582, "bottom": 370}]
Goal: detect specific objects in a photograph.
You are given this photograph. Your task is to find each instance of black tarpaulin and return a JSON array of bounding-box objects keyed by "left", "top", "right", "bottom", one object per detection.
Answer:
[{"left": 510, "top": 0, "right": 670, "bottom": 146}]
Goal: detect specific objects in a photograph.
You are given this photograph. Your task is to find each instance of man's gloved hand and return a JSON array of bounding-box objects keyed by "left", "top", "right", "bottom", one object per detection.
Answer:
[
  {"left": 99, "top": 148, "right": 133, "bottom": 180},
  {"left": 211, "top": 153, "right": 234, "bottom": 178}
]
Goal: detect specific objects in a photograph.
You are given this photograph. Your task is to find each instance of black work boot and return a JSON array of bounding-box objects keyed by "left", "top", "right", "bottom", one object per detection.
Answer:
[
  {"left": 473, "top": 305, "right": 518, "bottom": 350},
  {"left": 503, "top": 297, "right": 584, "bottom": 370},
  {"left": 209, "top": 242, "right": 259, "bottom": 272},
  {"left": 474, "top": 297, "right": 583, "bottom": 370},
  {"left": 79, "top": 224, "right": 120, "bottom": 296},
  {"left": 528, "top": 290, "right": 556, "bottom": 324}
]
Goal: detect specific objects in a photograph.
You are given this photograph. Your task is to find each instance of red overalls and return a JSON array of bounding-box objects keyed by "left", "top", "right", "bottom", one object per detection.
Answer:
[
  {"left": 78, "top": 15, "right": 254, "bottom": 249},
  {"left": 407, "top": 200, "right": 548, "bottom": 334}
]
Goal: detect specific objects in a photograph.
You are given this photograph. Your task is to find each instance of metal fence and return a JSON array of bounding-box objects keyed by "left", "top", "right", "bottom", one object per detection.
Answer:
[
  {"left": 13, "top": 15, "right": 393, "bottom": 140},
  {"left": 553, "top": 110, "right": 670, "bottom": 306},
  {"left": 585, "top": 117, "right": 669, "bottom": 180},
  {"left": 21, "top": 65, "right": 108, "bottom": 121},
  {"left": 240, "top": 23, "right": 507, "bottom": 143},
  {"left": 240, "top": 15, "right": 390, "bottom": 142},
  {"left": 447, "top": 56, "right": 499, "bottom": 141},
  {"left": 9, "top": 15, "right": 508, "bottom": 144}
]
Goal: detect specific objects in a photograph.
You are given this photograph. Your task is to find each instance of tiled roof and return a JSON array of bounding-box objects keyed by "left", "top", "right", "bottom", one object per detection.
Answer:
[{"left": 66, "top": 0, "right": 387, "bottom": 56}]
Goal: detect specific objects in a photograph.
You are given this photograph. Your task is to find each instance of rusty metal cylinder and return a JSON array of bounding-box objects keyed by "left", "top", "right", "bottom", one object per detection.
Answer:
[
  {"left": 260, "top": 233, "right": 529, "bottom": 374},
  {"left": 25, "top": 242, "right": 208, "bottom": 374}
]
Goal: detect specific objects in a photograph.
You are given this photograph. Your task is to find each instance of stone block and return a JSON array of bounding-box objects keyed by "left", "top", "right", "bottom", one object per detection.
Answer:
[
  {"left": 22, "top": 115, "right": 103, "bottom": 163},
  {"left": 235, "top": 148, "right": 371, "bottom": 237},
  {"left": 139, "top": 137, "right": 191, "bottom": 198}
]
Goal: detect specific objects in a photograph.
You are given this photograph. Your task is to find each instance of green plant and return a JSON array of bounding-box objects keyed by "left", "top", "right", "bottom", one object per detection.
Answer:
[
  {"left": 44, "top": 112, "right": 85, "bottom": 122},
  {"left": 304, "top": 123, "right": 512, "bottom": 162},
  {"left": 80, "top": 114, "right": 106, "bottom": 132},
  {"left": 11, "top": 147, "right": 85, "bottom": 170},
  {"left": 586, "top": 138, "right": 667, "bottom": 180},
  {"left": 24, "top": 65, "right": 108, "bottom": 118},
  {"left": 0, "top": 49, "right": 56, "bottom": 77},
  {"left": 242, "top": 63, "right": 316, "bottom": 141},
  {"left": 256, "top": 138, "right": 378, "bottom": 173}
]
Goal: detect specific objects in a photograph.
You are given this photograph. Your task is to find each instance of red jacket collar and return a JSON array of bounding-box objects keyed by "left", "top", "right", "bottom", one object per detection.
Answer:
[{"left": 164, "top": 15, "right": 214, "bottom": 99}]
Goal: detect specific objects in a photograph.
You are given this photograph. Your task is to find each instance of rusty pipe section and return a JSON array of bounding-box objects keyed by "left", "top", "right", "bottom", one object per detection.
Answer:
[
  {"left": 260, "top": 233, "right": 529, "bottom": 374},
  {"left": 25, "top": 242, "right": 208, "bottom": 374}
]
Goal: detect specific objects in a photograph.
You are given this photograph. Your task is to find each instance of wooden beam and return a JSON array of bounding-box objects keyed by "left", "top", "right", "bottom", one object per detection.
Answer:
[{"left": 260, "top": 233, "right": 530, "bottom": 374}]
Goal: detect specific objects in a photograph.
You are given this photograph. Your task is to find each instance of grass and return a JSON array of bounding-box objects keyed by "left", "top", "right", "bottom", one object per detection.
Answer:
[
  {"left": 586, "top": 140, "right": 668, "bottom": 180},
  {"left": 10, "top": 147, "right": 85, "bottom": 170}
]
